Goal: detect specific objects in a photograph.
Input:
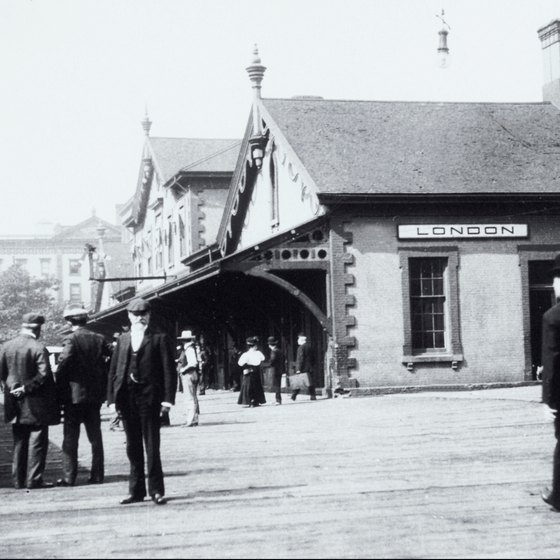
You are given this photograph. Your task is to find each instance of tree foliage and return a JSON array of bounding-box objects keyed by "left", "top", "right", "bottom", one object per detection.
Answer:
[{"left": 0, "top": 265, "right": 65, "bottom": 345}]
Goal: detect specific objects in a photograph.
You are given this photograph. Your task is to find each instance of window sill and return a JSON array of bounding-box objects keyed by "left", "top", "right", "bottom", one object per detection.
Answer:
[{"left": 402, "top": 354, "right": 464, "bottom": 370}]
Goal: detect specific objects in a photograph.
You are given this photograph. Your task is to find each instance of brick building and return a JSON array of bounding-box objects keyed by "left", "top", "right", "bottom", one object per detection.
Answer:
[{"left": 90, "top": 22, "right": 560, "bottom": 394}]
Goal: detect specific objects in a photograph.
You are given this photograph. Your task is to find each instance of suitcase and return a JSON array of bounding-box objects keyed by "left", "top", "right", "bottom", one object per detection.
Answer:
[{"left": 288, "top": 372, "right": 311, "bottom": 390}]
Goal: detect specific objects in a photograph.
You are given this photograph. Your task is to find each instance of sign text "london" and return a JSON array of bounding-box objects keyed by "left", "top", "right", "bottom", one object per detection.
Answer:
[{"left": 398, "top": 224, "right": 529, "bottom": 239}]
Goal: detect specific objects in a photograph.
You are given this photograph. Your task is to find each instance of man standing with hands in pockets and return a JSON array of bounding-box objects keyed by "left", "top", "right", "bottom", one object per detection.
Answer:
[{"left": 107, "top": 298, "right": 176, "bottom": 506}]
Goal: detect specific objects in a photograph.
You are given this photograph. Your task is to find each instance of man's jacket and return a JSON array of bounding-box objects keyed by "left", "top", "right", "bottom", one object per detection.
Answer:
[
  {"left": 107, "top": 328, "right": 177, "bottom": 408},
  {"left": 542, "top": 302, "right": 560, "bottom": 409},
  {"left": 56, "top": 327, "right": 111, "bottom": 405},
  {"left": 0, "top": 333, "right": 60, "bottom": 425}
]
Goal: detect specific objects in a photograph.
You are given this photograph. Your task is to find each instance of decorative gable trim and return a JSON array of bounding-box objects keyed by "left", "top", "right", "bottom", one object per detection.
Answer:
[{"left": 216, "top": 100, "right": 325, "bottom": 258}]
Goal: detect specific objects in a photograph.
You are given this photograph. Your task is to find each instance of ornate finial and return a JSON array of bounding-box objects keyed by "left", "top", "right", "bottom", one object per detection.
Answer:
[
  {"left": 251, "top": 44, "right": 261, "bottom": 65},
  {"left": 436, "top": 9, "right": 451, "bottom": 69},
  {"left": 141, "top": 107, "right": 152, "bottom": 136},
  {"left": 246, "top": 44, "right": 267, "bottom": 99}
]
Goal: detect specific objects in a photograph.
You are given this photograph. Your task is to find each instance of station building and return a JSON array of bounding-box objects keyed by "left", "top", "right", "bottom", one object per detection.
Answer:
[{"left": 90, "top": 20, "right": 560, "bottom": 395}]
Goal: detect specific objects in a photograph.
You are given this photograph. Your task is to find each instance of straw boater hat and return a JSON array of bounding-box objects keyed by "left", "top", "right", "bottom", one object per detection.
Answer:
[{"left": 177, "top": 330, "right": 196, "bottom": 341}]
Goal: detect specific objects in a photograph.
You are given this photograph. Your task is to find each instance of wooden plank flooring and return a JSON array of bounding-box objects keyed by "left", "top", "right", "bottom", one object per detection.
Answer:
[{"left": 0, "top": 386, "right": 556, "bottom": 559}]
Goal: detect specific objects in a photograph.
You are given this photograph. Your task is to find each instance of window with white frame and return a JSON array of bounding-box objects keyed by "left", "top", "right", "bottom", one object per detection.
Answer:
[
  {"left": 400, "top": 248, "right": 463, "bottom": 364},
  {"left": 69, "top": 283, "right": 82, "bottom": 303},
  {"left": 409, "top": 258, "right": 447, "bottom": 351},
  {"left": 167, "top": 218, "right": 174, "bottom": 265},
  {"left": 178, "top": 212, "right": 186, "bottom": 257},
  {"left": 69, "top": 259, "right": 81, "bottom": 275},
  {"left": 40, "top": 258, "right": 51, "bottom": 277}
]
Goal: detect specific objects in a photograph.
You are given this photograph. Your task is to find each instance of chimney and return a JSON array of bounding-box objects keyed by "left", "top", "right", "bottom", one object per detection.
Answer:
[{"left": 538, "top": 20, "right": 560, "bottom": 108}]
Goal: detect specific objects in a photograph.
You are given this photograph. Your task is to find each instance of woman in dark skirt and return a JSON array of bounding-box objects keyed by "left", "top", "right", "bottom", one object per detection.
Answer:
[{"left": 237, "top": 336, "right": 266, "bottom": 407}]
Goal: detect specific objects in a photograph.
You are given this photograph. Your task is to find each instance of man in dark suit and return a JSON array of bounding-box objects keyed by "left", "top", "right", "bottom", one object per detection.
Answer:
[
  {"left": 55, "top": 305, "right": 111, "bottom": 487},
  {"left": 107, "top": 298, "right": 176, "bottom": 506},
  {"left": 542, "top": 255, "right": 560, "bottom": 512},
  {"left": 291, "top": 333, "right": 317, "bottom": 401},
  {"left": 266, "top": 336, "right": 284, "bottom": 405},
  {"left": 0, "top": 313, "right": 60, "bottom": 489}
]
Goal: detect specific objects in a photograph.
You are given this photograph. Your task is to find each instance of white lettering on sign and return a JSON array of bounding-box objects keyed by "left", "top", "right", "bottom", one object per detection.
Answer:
[{"left": 397, "top": 224, "right": 528, "bottom": 239}]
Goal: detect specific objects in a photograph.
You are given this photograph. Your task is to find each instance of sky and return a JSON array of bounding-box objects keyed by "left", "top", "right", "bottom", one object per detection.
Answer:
[{"left": 1, "top": 0, "right": 559, "bottom": 234}]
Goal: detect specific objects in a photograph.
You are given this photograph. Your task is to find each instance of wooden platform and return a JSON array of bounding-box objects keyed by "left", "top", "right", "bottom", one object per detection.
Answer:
[{"left": 0, "top": 386, "right": 556, "bottom": 559}]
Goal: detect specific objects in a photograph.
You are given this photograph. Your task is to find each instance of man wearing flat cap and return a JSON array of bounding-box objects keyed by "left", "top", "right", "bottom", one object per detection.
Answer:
[
  {"left": 0, "top": 313, "right": 59, "bottom": 489},
  {"left": 107, "top": 297, "right": 177, "bottom": 505},
  {"left": 541, "top": 255, "right": 560, "bottom": 512},
  {"left": 55, "top": 305, "right": 111, "bottom": 487}
]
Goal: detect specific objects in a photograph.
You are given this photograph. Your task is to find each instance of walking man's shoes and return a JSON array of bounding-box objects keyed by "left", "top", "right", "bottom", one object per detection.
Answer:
[
  {"left": 151, "top": 493, "right": 167, "bottom": 505},
  {"left": 119, "top": 495, "right": 144, "bottom": 505},
  {"left": 27, "top": 480, "right": 54, "bottom": 489},
  {"left": 541, "top": 487, "right": 560, "bottom": 511},
  {"left": 56, "top": 478, "right": 73, "bottom": 487}
]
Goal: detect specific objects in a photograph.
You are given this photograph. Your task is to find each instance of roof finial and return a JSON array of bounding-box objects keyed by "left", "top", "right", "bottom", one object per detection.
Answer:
[
  {"left": 246, "top": 44, "right": 267, "bottom": 100},
  {"left": 141, "top": 106, "right": 152, "bottom": 136},
  {"left": 436, "top": 9, "right": 451, "bottom": 69}
]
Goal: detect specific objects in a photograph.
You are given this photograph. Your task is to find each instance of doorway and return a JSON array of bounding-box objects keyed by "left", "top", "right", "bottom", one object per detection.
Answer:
[{"left": 529, "top": 260, "right": 556, "bottom": 379}]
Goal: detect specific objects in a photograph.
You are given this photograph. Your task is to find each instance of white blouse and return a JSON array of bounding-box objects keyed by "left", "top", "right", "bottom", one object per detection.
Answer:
[{"left": 238, "top": 348, "right": 265, "bottom": 367}]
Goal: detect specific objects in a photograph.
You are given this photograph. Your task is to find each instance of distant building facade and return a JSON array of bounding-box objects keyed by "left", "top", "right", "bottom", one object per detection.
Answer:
[{"left": 0, "top": 215, "right": 129, "bottom": 311}]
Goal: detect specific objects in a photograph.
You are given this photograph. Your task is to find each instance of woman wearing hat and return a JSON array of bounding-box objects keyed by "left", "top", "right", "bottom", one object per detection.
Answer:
[
  {"left": 237, "top": 336, "right": 266, "bottom": 407},
  {"left": 176, "top": 330, "right": 200, "bottom": 427}
]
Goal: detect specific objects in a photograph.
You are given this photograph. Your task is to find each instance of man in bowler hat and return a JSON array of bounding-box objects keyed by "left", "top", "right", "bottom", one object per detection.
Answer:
[
  {"left": 107, "top": 298, "right": 176, "bottom": 505},
  {"left": 0, "top": 313, "right": 59, "bottom": 489},
  {"left": 266, "top": 336, "right": 284, "bottom": 405},
  {"left": 55, "top": 305, "right": 111, "bottom": 486},
  {"left": 541, "top": 254, "right": 560, "bottom": 511}
]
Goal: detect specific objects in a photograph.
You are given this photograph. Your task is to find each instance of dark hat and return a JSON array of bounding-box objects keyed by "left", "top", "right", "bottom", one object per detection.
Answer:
[
  {"left": 246, "top": 336, "right": 259, "bottom": 346},
  {"left": 126, "top": 298, "right": 151, "bottom": 313},
  {"left": 22, "top": 313, "right": 45, "bottom": 328},
  {"left": 63, "top": 305, "right": 88, "bottom": 319},
  {"left": 267, "top": 336, "right": 278, "bottom": 345},
  {"left": 552, "top": 255, "right": 560, "bottom": 276}
]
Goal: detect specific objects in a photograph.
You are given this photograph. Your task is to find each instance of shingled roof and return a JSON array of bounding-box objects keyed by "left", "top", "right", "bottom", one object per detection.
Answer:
[
  {"left": 148, "top": 137, "right": 241, "bottom": 184},
  {"left": 262, "top": 98, "right": 560, "bottom": 196}
]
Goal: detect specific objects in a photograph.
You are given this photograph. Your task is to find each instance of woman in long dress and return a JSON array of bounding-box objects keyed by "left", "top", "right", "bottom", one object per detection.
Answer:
[{"left": 237, "top": 336, "right": 266, "bottom": 407}]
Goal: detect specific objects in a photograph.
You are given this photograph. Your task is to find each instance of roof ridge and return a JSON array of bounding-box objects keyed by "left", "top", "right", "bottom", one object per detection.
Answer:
[
  {"left": 178, "top": 140, "right": 242, "bottom": 173},
  {"left": 149, "top": 136, "right": 241, "bottom": 141},
  {"left": 263, "top": 97, "right": 551, "bottom": 106}
]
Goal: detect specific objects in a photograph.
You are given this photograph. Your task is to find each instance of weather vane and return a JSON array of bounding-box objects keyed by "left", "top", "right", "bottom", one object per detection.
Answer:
[{"left": 436, "top": 9, "right": 450, "bottom": 30}]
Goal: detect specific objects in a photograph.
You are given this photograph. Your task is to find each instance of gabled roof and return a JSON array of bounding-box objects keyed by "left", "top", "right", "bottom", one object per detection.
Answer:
[
  {"left": 148, "top": 137, "right": 241, "bottom": 185},
  {"left": 261, "top": 98, "right": 560, "bottom": 196},
  {"left": 125, "top": 137, "right": 241, "bottom": 228},
  {"left": 52, "top": 215, "right": 122, "bottom": 240}
]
